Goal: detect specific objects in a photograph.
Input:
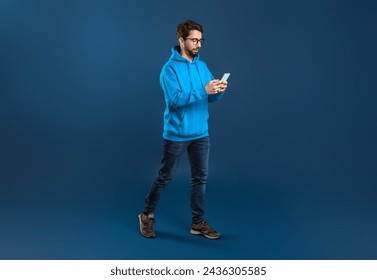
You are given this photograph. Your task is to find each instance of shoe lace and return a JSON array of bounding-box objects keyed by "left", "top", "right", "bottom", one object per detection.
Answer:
[
  {"left": 198, "top": 221, "right": 210, "bottom": 231},
  {"left": 145, "top": 216, "right": 154, "bottom": 231},
  {"left": 201, "top": 221, "right": 217, "bottom": 234}
]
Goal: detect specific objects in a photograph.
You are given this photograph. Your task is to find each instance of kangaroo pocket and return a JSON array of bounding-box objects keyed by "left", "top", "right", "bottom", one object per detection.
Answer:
[{"left": 178, "top": 102, "right": 208, "bottom": 137}]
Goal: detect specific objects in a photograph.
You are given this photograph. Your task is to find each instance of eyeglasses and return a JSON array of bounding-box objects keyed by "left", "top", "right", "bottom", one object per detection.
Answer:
[{"left": 185, "top": 38, "right": 205, "bottom": 45}]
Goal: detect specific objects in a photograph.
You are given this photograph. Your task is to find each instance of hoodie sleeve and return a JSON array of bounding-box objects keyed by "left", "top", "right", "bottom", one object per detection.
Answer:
[
  {"left": 161, "top": 65, "right": 207, "bottom": 108},
  {"left": 208, "top": 88, "right": 225, "bottom": 103},
  {"left": 206, "top": 66, "right": 225, "bottom": 103}
]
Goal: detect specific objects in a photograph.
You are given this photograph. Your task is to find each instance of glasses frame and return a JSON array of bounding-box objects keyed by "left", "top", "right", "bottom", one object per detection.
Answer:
[{"left": 185, "top": 37, "right": 205, "bottom": 45}]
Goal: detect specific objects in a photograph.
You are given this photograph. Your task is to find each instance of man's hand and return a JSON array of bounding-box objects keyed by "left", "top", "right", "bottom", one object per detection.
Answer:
[
  {"left": 205, "top": 80, "right": 221, "bottom": 94},
  {"left": 218, "top": 80, "right": 228, "bottom": 92},
  {"left": 205, "top": 79, "right": 228, "bottom": 94}
]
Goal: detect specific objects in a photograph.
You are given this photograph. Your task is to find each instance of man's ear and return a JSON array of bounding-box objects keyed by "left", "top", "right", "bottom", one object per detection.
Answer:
[{"left": 179, "top": 37, "right": 184, "bottom": 48}]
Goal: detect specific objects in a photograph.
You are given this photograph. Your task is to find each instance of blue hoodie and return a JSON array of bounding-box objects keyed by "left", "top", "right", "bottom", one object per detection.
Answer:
[{"left": 160, "top": 46, "right": 225, "bottom": 141}]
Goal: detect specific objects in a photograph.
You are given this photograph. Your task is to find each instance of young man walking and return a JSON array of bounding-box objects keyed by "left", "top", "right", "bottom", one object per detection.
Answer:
[{"left": 138, "top": 19, "right": 228, "bottom": 239}]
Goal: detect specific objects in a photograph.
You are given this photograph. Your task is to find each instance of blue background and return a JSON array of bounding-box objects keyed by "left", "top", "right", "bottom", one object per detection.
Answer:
[{"left": 1, "top": 0, "right": 376, "bottom": 259}]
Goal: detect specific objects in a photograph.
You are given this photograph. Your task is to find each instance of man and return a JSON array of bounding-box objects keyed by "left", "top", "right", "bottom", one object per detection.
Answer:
[{"left": 138, "top": 19, "right": 228, "bottom": 239}]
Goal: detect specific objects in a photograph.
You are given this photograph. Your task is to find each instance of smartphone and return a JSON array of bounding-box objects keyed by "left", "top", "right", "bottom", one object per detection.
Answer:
[{"left": 221, "top": 73, "right": 230, "bottom": 81}]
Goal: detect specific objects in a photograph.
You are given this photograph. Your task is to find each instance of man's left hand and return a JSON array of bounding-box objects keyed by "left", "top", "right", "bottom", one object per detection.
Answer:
[{"left": 219, "top": 80, "right": 228, "bottom": 92}]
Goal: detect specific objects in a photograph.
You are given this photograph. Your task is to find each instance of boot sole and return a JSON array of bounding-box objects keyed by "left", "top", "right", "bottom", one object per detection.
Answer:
[{"left": 190, "top": 229, "right": 221, "bottom": 240}]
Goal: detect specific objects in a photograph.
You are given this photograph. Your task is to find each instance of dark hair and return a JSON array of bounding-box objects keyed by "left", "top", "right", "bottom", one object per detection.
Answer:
[{"left": 176, "top": 19, "right": 203, "bottom": 40}]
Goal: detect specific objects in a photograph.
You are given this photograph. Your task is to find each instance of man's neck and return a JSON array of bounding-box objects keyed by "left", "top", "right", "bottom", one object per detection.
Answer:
[{"left": 180, "top": 49, "right": 193, "bottom": 62}]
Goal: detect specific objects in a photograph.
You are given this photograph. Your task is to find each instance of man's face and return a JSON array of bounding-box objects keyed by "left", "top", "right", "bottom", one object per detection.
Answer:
[{"left": 180, "top": 30, "right": 203, "bottom": 59}]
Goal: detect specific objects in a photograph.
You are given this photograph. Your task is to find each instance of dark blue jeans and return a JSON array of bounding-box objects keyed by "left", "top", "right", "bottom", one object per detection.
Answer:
[{"left": 143, "top": 136, "right": 210, "bottom": 224}]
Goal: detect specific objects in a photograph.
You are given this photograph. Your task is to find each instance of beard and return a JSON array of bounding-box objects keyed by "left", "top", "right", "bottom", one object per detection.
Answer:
[{"left": 185, "top": 47, "right": 200, "bottom": 58}]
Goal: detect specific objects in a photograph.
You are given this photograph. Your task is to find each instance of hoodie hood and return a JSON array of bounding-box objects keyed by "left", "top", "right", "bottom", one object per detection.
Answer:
[{"left": 169, "top": 45, "right": 200, "bottom": 63}]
